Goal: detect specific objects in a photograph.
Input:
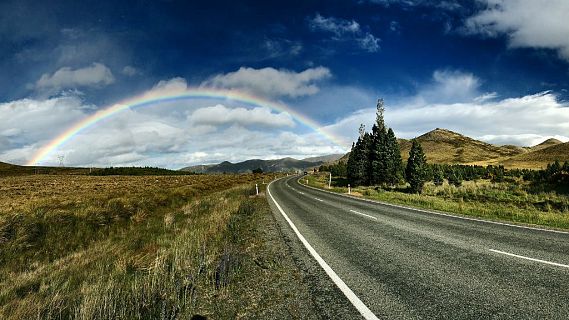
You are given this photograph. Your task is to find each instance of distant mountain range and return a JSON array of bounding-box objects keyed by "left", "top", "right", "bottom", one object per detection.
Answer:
[
  {"left": 180, "top": 154, "right": 344, "bottom": 174},
  {"left": 2, "top": 129, "right": 567, "bottom": 174}
]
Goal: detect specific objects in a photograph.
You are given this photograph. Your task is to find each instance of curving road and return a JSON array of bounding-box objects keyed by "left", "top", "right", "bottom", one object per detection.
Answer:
[{"left": 267, "top": 175, "right": 569, "bottom": 319}]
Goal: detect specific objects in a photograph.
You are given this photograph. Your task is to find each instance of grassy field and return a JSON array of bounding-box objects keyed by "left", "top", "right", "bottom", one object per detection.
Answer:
[
  {"left": 0, "top": 173, "right": 316, "bottom": 319},
  {"left": 306, "top": 173, "right": 569, "bottom": 230}
]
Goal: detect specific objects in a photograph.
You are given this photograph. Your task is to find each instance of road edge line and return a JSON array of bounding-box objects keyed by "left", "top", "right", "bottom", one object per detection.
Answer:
[{"left": 267, "top": 178, "right": 380, "bottom": 320}]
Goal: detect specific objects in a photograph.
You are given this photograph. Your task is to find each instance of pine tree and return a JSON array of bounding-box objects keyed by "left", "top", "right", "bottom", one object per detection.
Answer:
[
  {"left": 370, "top": 99, "right": 388, "bottom": 185},
  {"left": 347, "top": 124, "right": 369, "bottom": 186},
  {"left": 384, "top": 127, "right": 403, "bottom": 185},
  {"left": 433, "top": 165, "right": 444, "bottom": 186},
  {"left": 405, "top": 139, "right": 427, "bottom": 193}
]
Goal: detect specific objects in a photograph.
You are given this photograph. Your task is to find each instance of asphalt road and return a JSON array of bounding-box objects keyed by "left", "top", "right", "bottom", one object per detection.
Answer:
[{"left": 267, "top": 175, "right": 569, "bottom": 319}]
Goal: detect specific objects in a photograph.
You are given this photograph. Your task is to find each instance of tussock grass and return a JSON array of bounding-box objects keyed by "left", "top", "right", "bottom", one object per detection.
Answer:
[
  {"left": 0, "top": 173, "right": 304, "bottom": 319},
  {"left": 307, "top": 173, "right": 569, "bottom": 230}
]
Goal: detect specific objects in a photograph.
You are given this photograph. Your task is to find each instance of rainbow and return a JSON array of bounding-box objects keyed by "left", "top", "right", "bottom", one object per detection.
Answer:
[{"left": 28, "top": 88, "right": 347, "bottom": 165}]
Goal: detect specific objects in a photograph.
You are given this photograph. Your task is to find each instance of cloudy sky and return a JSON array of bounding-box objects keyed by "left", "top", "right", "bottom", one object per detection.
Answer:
[{"left": 1, "top": 0, "right": 569, "bottom": 168}]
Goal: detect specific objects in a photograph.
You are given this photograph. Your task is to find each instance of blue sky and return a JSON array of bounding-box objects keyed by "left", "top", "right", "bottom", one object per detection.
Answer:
[{"left": 1, "top": 0, "right": 569, "bottom": 168}]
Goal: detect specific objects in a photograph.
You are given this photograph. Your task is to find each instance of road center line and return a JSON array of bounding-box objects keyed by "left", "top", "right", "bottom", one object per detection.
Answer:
[
  {"left": 314, "top": 197, "right": 324, "bottom": 202},
  {"left": 489, "top": 249, "right": 569, "bottom": 269},
  {"left": 268, "top": 180, "right": 379, "bottom": 320},
  {"left": 349, "top": 209, "right": 378, "bottom": 221}
]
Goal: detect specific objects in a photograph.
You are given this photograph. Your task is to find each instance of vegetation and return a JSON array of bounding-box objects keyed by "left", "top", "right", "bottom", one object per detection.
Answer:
[
  {"left": 317, "top": 97, "right": 569, "bottom": 229},
  {"left": 89, "top": 166, "right": 197, "bottom": 176},
  {"left": 306, "top": 172, "right": 569, "bottom": 230},
  {"left": 405, "top": 140, "right": 427, "bottom": 193},
  {"left": 0, "top": 172, "right": 316, "bottom": 319},
  {"left": 347, "top": 99, "right": 403, "bottom": 187}
]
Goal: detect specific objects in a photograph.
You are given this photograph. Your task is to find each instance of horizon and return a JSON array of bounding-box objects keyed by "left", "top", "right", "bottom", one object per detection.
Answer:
[{"left": 1, "top": 0, "right": 569, "bottom": 169}]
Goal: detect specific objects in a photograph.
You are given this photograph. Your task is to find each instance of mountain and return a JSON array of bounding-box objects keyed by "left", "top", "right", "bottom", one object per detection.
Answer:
[
  {"left": 499, "top": 142, "right": 569, "bottom": 169},
  {"left": 336, "top": 128, "right": 566, "bottom": 169},
  {"left": 181, "top": 157, "right": 324, "bottom": 174},
  {"left": 398, "top": 128, "right": 527, "bottom": 164},
  {"left": 530, "top": 138, "right": 563, "bottom": 151},
  {"left": 302, "top": 154, "right": 344, "bottom": 163}
]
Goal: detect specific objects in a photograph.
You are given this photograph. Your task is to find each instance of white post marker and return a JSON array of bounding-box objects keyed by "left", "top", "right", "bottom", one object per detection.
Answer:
[
  {"left": 348, "top": 184, "right": 351, "bottom": 195},
  {"left": 255, "top": 183, "right": 259, "bottom": 195},
  {"left": 329, "top": 172, "right": 332, "bottom": 189}
]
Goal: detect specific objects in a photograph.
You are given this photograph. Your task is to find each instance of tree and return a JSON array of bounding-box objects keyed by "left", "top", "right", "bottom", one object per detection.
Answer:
[
  {"left": 433, "top": 165, "right": 444, "bottom": 186},
  {"left": 384, "top": 127, "right": 403, "bottom": 185},
  {"left": 370, "top": 99, "right": 388, "bottom": 185},
  {"left": 448, "top": 170, "right": 462, "bottom": 187},
  {"left": 405, "top": 139, "right": 427, "bottom": 193},
  {"left": 252, "top": 168, "right": 263, "bottom": 174},
  {"left": 347, "top": 125, "right": 369, "bottom": 186}
]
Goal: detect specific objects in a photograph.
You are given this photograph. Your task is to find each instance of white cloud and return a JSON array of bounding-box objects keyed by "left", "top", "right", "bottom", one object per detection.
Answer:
[
  {"left": 201, "top": 66, "right": 331, "bottom": 98},
  {"left": 0, "top": 74, "right": 342, "bottom": 168},
  {"left": 0, "top": 96, "right": 89, "bottom": 161},
  {"left": 474, "top": 92, "right": 498, "bottom": 102},
  {"left": 190, "top": 104, "right": 295, "bottom": 128},
  {"left": 35, "top": 63, "right": 115, "bottom": 90},
  {"left": 309, "top": 13, "right": 361, "bottom": 35},
  {"left": 149, "top": 77, "right": 189, "bottom": 94},
  {"left": 413, "top": 69, "right": 481, "bottom": 104},
  {"left": 464, "top": 0, "right": 569, "bottom": 61},
  {"left": 308, "top": 14, "right": 380, "bottom": 52},
  {"left": 324, "top": 90, "right": 569, "bottom": 147},
  {"left": 121, "top": 65, "right": 140, "bottom": 77}
]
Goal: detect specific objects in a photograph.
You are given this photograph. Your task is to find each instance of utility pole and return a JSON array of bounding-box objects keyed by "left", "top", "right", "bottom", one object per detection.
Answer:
[{"left": 57, "top": 155, "right": 65, "bottom": 167}]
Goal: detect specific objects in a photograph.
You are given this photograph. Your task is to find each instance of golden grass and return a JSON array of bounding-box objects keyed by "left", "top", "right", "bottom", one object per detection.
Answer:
[
  {"left": 0, "top": 173, "right": 296, "bottom": 319},
  {"left": 307, "top": 173, "right": 569, "bottom": 230}
]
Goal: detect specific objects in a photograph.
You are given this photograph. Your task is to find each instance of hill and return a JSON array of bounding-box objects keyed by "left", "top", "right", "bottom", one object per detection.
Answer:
[
  {"left": 398, "top": 128, "right": 527, "bottom": 164},
  {"left": 181, "top": 157, "right": 324, "bottom": 173},
  {"left": 302, "top": 154, "right": 344, "bottom": 163},
  {"left": 338, "top": 128, "right": 567, "bottom": 169},
  {"left": 530, "top": 138, "right": 563, "bottom": 151},
  {"left": 0, "top": 161, "right": 91, "bottom": 176},
  {"left": 499, "top": 142, "right": 569, "bottom": 169}
]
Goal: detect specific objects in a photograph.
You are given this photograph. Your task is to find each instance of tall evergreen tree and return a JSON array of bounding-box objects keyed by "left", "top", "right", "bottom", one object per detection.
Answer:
[
  {"left": 406, "top": 139, "right": 427, "bottom": 193},
  {"left": 370, "top": 99, "right": 388, "bottom": 185},
  {"left": 384, "top": 127, "right": 403, "bottom": 185},
  {"left": 347, "top": 124, "right": 369, "bottom": 186}
]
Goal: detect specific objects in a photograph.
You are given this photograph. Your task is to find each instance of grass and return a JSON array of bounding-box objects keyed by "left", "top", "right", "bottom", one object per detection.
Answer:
[
  {"left": 0, "top": 173, "right": 316, "bottom": 319},
  {"left": 306, "top": 173, "right": 569, "bottom": 230}
]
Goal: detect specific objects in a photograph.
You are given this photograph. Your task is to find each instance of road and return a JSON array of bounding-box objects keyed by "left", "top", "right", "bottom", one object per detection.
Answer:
[{"left": 267, "top": 175, "right": 569, "bottom": 319}]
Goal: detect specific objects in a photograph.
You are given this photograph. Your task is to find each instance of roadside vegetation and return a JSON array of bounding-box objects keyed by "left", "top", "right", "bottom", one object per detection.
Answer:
[
  {"left": 0, "top": 173, "right": 315, "bottom": 319},
  {"left": 314, "top": 98, "right": 569, "bottom": 230}
]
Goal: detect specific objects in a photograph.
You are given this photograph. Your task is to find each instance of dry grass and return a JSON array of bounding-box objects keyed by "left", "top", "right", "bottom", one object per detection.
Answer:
[
  {"left": 307, "top": 173, "right": 569, "bottom": 230},
  {"left": 0, "top": 172, "right": 318, "bottom": 319}
]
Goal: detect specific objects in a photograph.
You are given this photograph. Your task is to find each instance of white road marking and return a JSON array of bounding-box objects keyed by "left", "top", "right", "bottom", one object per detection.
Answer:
[
  {"left": 349, "top": 209, "right": 378, "bottom": 221},
  {"left": 314, "top": 197, "right": 324, "bottom": 202},
  {"left": 298, "top": 191, "right": 305, "bottom": 195},
  {"left": 489, "top": 249, "right": 569, "bottom": 269},
  {"left": 268, "top": 180, "right": 379, "bottom": 320},
  {"left": 297, "top": 178, "right": 569, "bottom": 235}
]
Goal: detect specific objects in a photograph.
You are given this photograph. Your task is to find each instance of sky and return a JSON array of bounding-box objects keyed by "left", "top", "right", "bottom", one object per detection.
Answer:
[{"left": 1, "top": 0, "right": 569, "bottom": 168}]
